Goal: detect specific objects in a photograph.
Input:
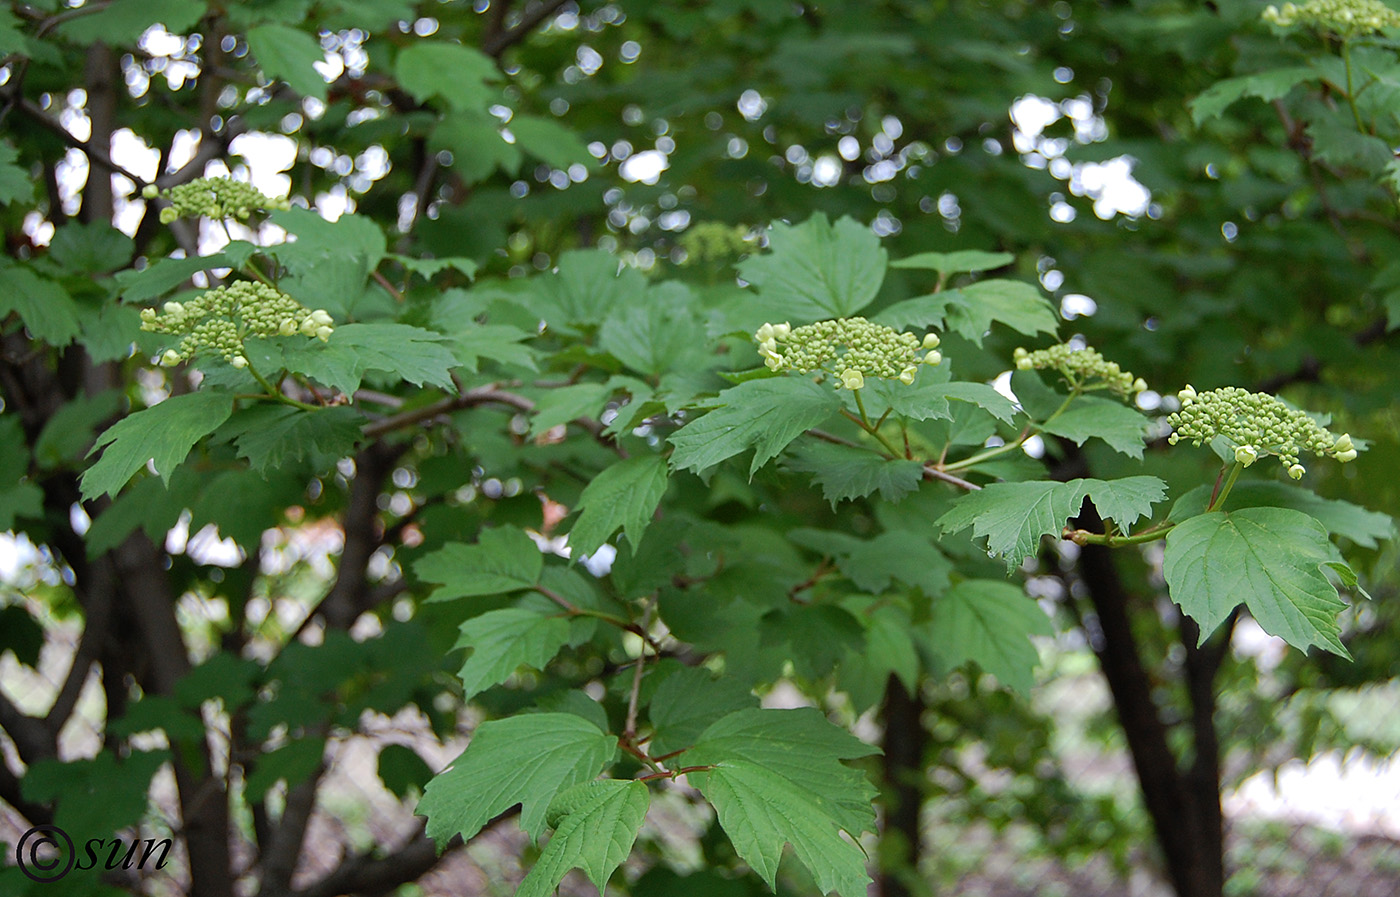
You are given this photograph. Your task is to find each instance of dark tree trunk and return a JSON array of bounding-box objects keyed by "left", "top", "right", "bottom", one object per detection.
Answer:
[{"left": 879, "top": 674, "right": 929, "bottom": 897}]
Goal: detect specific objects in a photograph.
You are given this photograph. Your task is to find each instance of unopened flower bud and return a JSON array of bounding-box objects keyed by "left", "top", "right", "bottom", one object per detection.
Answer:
[
  {"left": 141, "top": 184, "right": 159, "bottom": 200},
  {"left": 163, "top": 301, "right": 183, "bottom": 315},
  {"left": 839, "top": 369, "right": 864, "bottom": 390},
  {"left": 160, "top": 349, "right": 182, "bottom": 366},
  {"left": 1235, "top": 444, "right": 1258, "bottom": 466},
  {"left": 159, "top": 207, "right": 178, "bottom": 225},
  {"left": 230, "top": 355, "right": 249, "bottom": 369},
  {"left": 923, "top": 333, "right": 941, "bottom": 350},
  {"left": 310, "top": 309, "right": 334, "bottom": 327},
  {"left": 1179, "top": 385, "right": 1197, "bottom": 404},
  {"left": 924, "top": 350, "right": 942, "bottom": 366},
  {"left": 1133, "top": 378, "right": 1148, "bottom": 393},
  {"left": 755, "top": 323, "right": 776, "bottom": 342},
  {"left": 771, "top": 322, "right": 791, "bottom": 339},
  {"left": 278, "top": 319, "right": 298, "bottom": 336},
  {"left": 1335, "top": 449, "right": 1358, "bottom": 463},
  {"left": 899, "top": 366, "right": 917, "bottom": 385},
  {"left": 1333, "top": 433, "right": 1354, "bottom": 453},
  {"left": 315, "top": 325, "right": 333, "bottom": 341}
]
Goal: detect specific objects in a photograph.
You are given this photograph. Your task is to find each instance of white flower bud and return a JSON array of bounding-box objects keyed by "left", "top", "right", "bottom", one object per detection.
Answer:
[
  {"left": 839, "top": 369, "right": 865, "bottom": 390},
  {"left": 1333, "top": 433, "right": 1354, "bottom": 453},
  {"left": 1288, "top": 463, "right": 1306, "bottom": 480},
  {"left": 924, "top": 350, "right": 942, "bottom": 366},
  {"left": 923, "top": 333, "right": 941, "bottom": 350},
  {"left": 771, "top": 322, "right": 791, "bottom": 339},
  {"left": 1179, "top": 384, "right": 1197, "bottom": 405},
  {"left": 163, "top": 301, "right": 184, "bottom": 315},
  {"left": 763, "top": 353, "right": 784, "bottom": 371},
  {"left": 1335, "top": 449, "right": 1358, "bottom": 463},
  {"left": 230, "top": 355, "right": 248, "bottom": 369},
  {"left": 1234, "top": 444, "right": 1258, "bottom": 466},
  {"left": 1016, "top": 356, "right": 1033, "bottom": 370},
  {"left": 1133, "top": 378, "right": 1148, "bottom": 393},
  {"left": 300, "top": 317, "right": 319, "bottom": 336},
  {"left": 160, "top": 349, "right": 182, "bottom": 367},
  {"left": 310, "top": 309, "right": 334, "bottom": 327},
  {"left": 279, "top": 318, "right": 298, "bottom": 336},
  {"left": 755, "top": 323, "right": 776, "bottom": 342},
  {"left": 899, "top": 366, "right": 917, "bottom": 385},
  {"left": 315, "top": 325, "right": 333, "bottom": 341}
]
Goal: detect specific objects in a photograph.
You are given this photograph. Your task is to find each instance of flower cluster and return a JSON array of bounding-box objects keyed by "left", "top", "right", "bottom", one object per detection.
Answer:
[
  {"left": 754, "top": 317, "right": 942, "bottom": 389},
  {"left": 1013, "top": 344, "right": 1147, "bottom": 399},
  {"left": 1262, "top": 0, "right": 1400, "bottom": 36},
  {"left": 679, "top": 222, "right": 754, "bottom": 265},
  {"left": 140, "top": 281, "right": 333, "bottom": 368},
  {"left": 143, "top": 177, "right": 291, "bottom": 224},
  {"left": 1167, "top": 385, "right": 1358, "bottom": 479}
]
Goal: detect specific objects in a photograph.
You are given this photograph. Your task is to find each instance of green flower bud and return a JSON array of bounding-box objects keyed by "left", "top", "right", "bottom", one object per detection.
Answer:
[{"left": 141, "top": 184, "right": 159, "bottom": 200}]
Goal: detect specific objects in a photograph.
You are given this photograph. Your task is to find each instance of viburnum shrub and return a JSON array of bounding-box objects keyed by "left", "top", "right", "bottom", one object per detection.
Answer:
[{"left": 67, "top": 197, "right": 1387, "bottom": 896}]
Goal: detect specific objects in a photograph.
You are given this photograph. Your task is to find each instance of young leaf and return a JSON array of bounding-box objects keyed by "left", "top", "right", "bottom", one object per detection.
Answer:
[
  {"left": 452, "top": 608, "right": 571, "bottom": 701},
  {"left": 890, "top": 249, "right": 1014, "bottom": 275},
  {"left": 940, "top": 381, "right": 1019, "bottom": 424},
  {"left": 0, "top": 141, "right": 34, "bottom": 206},
  {"left": 1080, "top": 476, "right": 1169, "bottom": 532},
  {"left": 681, "top": 708, "right": 880, "bottom": 897},
  {"left": 81, "top": 391, "right": 234, "bottom": 500},
  {"left": 415, "top": 526, "right": 544, "bottom": 602},
  {"left": 936, "top": 480, "right": 1088, "bottom": 569},
  {"left": 0, "top": 264, "right": 81, "bottom": 346},
  {"left": 783, "top": 440, "right": 924, "bottom": 507},
  {"left": 529, "top": 382, "right": 610, "bottom": 437},
  {"left": 223, "top": 405, "right": 363, "bottom": 473},
  {"left": 245, "top": 24, "right": 328, "bottom": 101},
  {"left": 417, "top": 713, "right": 617, "bottom": 844},
  {"left": 648, "top": 667, "right": 759, "bottom": 756},
  {"left": 394, "top": 41, "right": 500, "bottom": 111},
  {"left": 518, "top": 780, "right": 649, "bottom": 897},
  {"left": 941, "top": 280, "right": 1058, "bottom": 345},
  {"left": 920, "top": 580, "right": 1052, "bottom": 695},
  {"left": 668, "top": 377, "right": 841, "bottom": 476},
  {"left": 1163, "top": 508, "right": 1351, "bottom": 656},
  {"left": 737, "top": 213, "right": 888, "bottom": 320},
  {"left": 567, "top": 454, "right": 670, "bottom": 556},
  {"left": 1039, "top": 396, "right": 1148, "bottom": 459},
  {"left": 1189, "top": 67, "right": 1316, "bottom": 125}
]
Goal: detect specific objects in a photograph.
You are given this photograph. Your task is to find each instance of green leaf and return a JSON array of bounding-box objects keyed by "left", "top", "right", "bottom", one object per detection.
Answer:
[
  {"left": 269, "top": 208, "right": 386, "bottom": 270},
  {"left": 668, "top": 377, "right": 841, "bottom": 476},
  {"left": 33, "top": 389, "right": 121, "bottom": 469},
  {"left": 648, "top": 667, "right": 759, "bottom": 756},
  {"left": 81, "top": 391, "right": 234, "bottom": 500},
  {"left": 246, "top": 24, "right": 328, "bottom": 101},
  {"left": 890, "top": 249, "right": 1014, "bottom": 275},
  {"left": 0, "top": 264, "right": 81, "bottom": 346},
  {"left": 449, "top": 324, "right": 537, "bottom": 372},
  {"left": 794, "top": 529, "right": 953, "bottom": 596},
  {"left": 599, "top": 284, "right": 707, "bottom": 377},
  {"left": 519, "top": 780, "right": 649, "bottom": 897},
  {"left": 1080, "top": 476, "right": 1169, "bottom": 532},
  {"left": 1217, "top": 482, "right": 1394, "bottom": 549},
  {"left": 246, "top": 738, "right": 326, "bottom": 798},
  {"left": 682, "top": 708, "right": 880, "bottom": 897},
  {"left": 529, "top": 382, "right": 610, "bottom": 437},
  {"left": 55, "top": 0, "right": 207, "bottom": 44},
  {"left": 1039, "top": 396, "right": 1148, "bottom": 459},
  {"left": 415, "top": 526, "right": 544, "bottom": 602},
  {"left": 536, "top": 249, "right": 648, "bottom": 327},
  {"left": 0, "top": 606, "right": 43, "bottom": 667},
  {"left": 49, "top": 222, "right": 133, "bottom": 274},
  {"left": 940, "top": 381, "right": 1019, "bottom": 424},
  {"left": 737, "top": 213, "right": 888, "bottom": 320},
  {"left": 1189, "top": 67, "right": 1316, "bottom": 126},
  {"left": 325, "top": 323, "right": 460, "bottom": 391},
  {"left": 430, "top": 112, "right": 521, "bottom": 184},
  {"left": 509, "top": 114, "right": 595, "bottom": 170},
  {"left": 114, "top": 245, "right": 257, "bottom": 303},
  {"left": 871, "top": 293, "right": 958, "bottom": 330},
  {"left": 452, "top": 608, "right": 571, "bottom": 700},
  {"left": 1163, "top": 508, "right": 1351, "bottom": 656},
  {"left": 936, "top": 480, "right": 1088, "bottom": 569},
  {"left": 568, "top": 455, "right": 669, "bottom": 556},
  {"left": 23, "top": 751, "right": 168, "bottom": 838},
  {"left": 418, "top": 713, "right": 617, "bottom": 843},
  {"left": 783, "top": 440, "right": 923, "bottom": 506},
  {"left": 223, "top": 405, "right": 362, "bottom": 473},
  {"left": 395, "top": 41, "right": 501, "bottom": 110},
  {"left": 942, "top": 280, "right": 1059, "bottom": 345},
  {"left": 378, "top": 744, "right": 433, "bottom": 799},
  {"left": 0, "top": 141, "right": 34, "bottom": 206},
  {"left": 920, "top": 580, "right": 1052, "bottom": 695}
]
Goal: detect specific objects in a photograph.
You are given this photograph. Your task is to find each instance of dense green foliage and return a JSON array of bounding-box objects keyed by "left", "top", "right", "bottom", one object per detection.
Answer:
[{"left": 2, "top": 1, "right": 1399, "bottom": 896}]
